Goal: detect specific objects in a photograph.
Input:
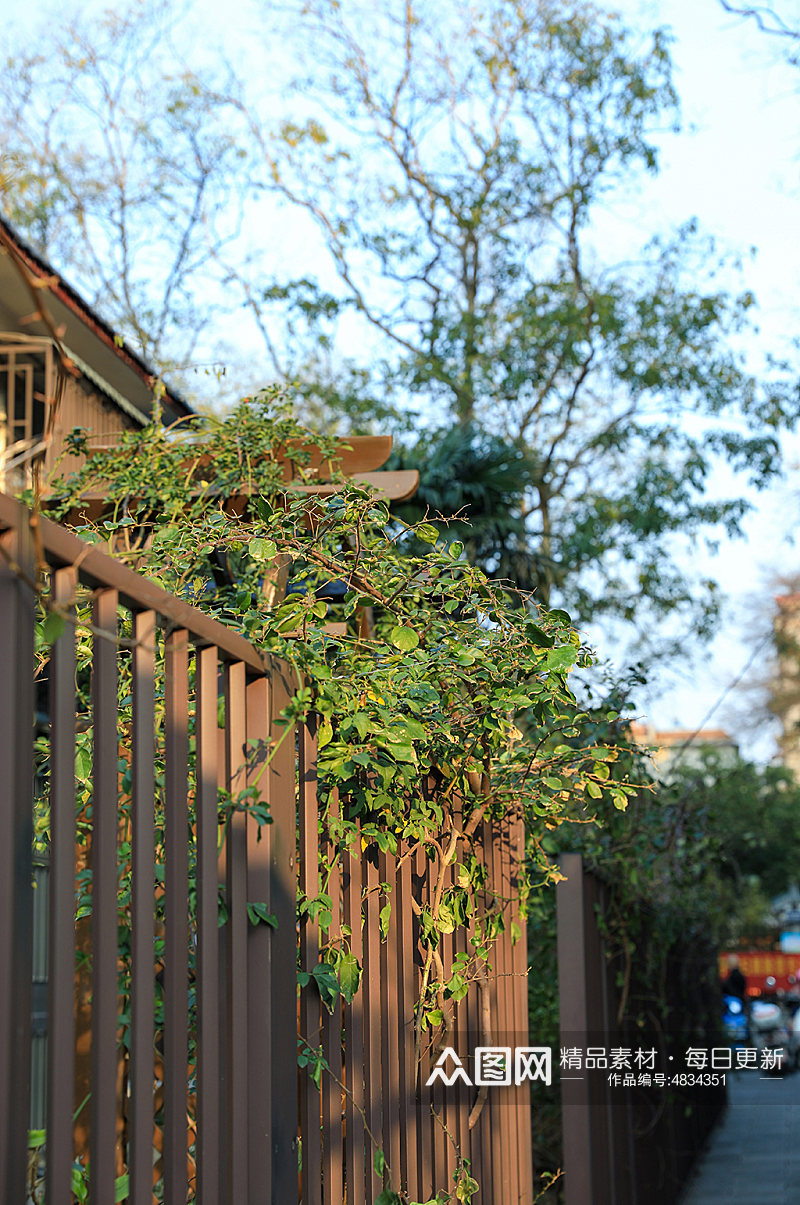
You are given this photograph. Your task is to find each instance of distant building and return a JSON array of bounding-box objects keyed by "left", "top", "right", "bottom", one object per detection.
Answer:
[
  {"left": 772, "top": 593, "right": 800, "bottom": 778},
  {"left": 629, "top": 720, "right": 739, "bottom": 781},
  {"left": 0, "top": 216, "right": 191, "bottom": 489}
]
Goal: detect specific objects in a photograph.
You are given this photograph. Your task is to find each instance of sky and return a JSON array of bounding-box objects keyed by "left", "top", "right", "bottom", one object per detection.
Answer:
[
  {"left": 10, "top": 0, "right": 800, "bottom": 757},
  {"left": 196, "top": 0, "right": 800, "bottom": 766},
  {"left": 576, "top": 0, "right": 800, "bottom": 759}
]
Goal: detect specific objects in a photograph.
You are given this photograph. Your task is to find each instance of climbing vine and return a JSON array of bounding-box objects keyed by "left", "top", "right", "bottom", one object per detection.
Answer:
[{"left": 39, "top": 389, "right": 631, "bottom": 1202}]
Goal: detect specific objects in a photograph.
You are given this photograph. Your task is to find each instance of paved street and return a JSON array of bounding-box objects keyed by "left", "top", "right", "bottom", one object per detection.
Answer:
[{"left": 680, "top": 1069, "right": 800, "bottom": 1203}]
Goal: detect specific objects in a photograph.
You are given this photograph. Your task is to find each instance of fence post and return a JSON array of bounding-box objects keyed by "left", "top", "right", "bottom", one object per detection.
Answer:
[
  {"left": 267, "top": 658, "right": 299, "bottom": 1202},
  {"left": 0, "top": 511, "right": 35, "bottom": 1204},
  {"left": 245, "top": 674, "right": 273, "bottom": 1204},
  {"left": 48, "top": 567, "right": 79, "bottom": 1205},
  {"left": 556, "top": 853, "right": 613, "bottom": 1205}
]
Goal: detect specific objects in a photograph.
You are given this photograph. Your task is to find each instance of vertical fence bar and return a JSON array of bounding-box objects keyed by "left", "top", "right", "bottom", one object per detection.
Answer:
[
  {"left": 216, "top": 698, "right": 229, "bottom": 1205},
  {"left": 414, "top": 843, "right": 434, "bottom": 1203},
  {"left": 164, "top": 630, "right": 190, "bottom": 1205},
  {"left": 464, "top": 833, "right": 481, "bottom": 1192},
  {"left": 363, "top": 854, "right": 383, "bottom": 1201},
  {"left": 499, "top": 815, "right": 521, "bottom": 1205},
  {"left": 267, "top": 659, "right": 299, "bottom": 1201},
  {"left": 453, "top": 902, "right": 470, "bottom": 1174},
  {"left": 342, "top": 820, "right": 365, "bottom": 1205},
  {"left": 0, "top": 516, "right": 34, "bottom": 1205},
  {"left": 477, "top": 819, "right": 496, "bottom": 1205},
  {"left": 493, "top": 817, "right": 515, "bottom": 1205},
  {"left": 224, "top": 660, "right": 249, "bottom": 1205},
  {"left": 299, "top": 721, "right": 322, "bottom": 1205},
  {"left": 379, "top": 850, "right": 401, "bottom": 1186},
  {"left": 450, "top": 803, "right": 469, "bottom": 1175},
  {"left": 89, "top": 588, "right": 119, "bottom": 1205},
  {"left": 437, "top": 829, "right": 457, "bottom": 1194},
  {"left": 511, "top": 809, "right": 534, "bottom": 1203},
  {"left": 322, "top": 794, "right": 343, "bottom": 1205},
  {"left": 246, "top": 675, "right": 272, "bottom": 1203},
  {"left": 129, "top": 609, "right": 156, "bottom": 1205},
  {"left": 195, "top": 645, "right": 220, "bottom": 1205},
  {"left": 47, "top": 567, "right": 78, "bottom": 1205},
  {"left": 557, "top": 853, "right": 600, "bottom": 1205},
  {"left": 398, "top": 846, "right": 418, "bottom": 1200},
  {"left": 429, "top": 837, "right": 449, "bottom": 1199}
]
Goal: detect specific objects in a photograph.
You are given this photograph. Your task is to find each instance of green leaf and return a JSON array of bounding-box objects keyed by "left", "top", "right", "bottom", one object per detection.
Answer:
[
  {"left": 247, "top": 902, "right": 278, "bottom": 928},
  {"left": 75, "top": 742, "right": 92, "bottom": 781},
  {"left": 311, "top": 962, "right": 341, "bottom": 1012},
  {"left": 115, "top": 1173, "right": 130, "bottom": 1202},
  {"left": 318, "top": 718, "right": 333, "bottom": 748},
  {"left": 28, "top": 1129, "right": 46, "bottom": 1149},
  {"left": 72, "top": 1166, "right": 88, "bottom": 1203},
  {"left": 337, "top": 952, "right": 362, "bottom": 1002},
  {"left": 526, "top": 623, "right": 555, "bottom": 648},
  {"left": 455, "top": 1172, "right": 480, "bottom": 1202},
  {"left": 42, "top": 611, "right": 65, "bottom": 643},
  {"left": 416, "top": 523, "right": 439, "bottom": 544},
  {"left": 390, "top": 625, "right": 420, "bottom": 651},
  {"left": 353, "top": 711, "right": 371, "bottom": 740},
  {"left": 374, "top": 1148, "right": 387, "bottom": 1176},
  {"left": 374, "top": 1191, "right": 401, "bottom": 1205},
  {"left": 546, "top": 645, "right": 577, "bottom": 672},
  {"left": 437, "top": 901, "right": 455, "bottom": 934},
  {"left": 249, "top": 537, "right": 277, "bottom": 561},
  {"left": 403, "top": 717, "right": 427, "bottom": 741},
  {"left": 379, "top": 901, "right": 392, "bottom": 939}
]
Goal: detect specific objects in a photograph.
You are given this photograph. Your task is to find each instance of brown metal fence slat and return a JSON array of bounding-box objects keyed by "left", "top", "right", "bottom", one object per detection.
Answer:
[
  {"left": 164, "top": 629, "right": 191, "bottom": 1204},
  {"left": 398, "top": 847, "right": 419, "bottom": 1201},
  {"left": 342, "top": 823, "right": 366, "bottom": 1205},
  {"left": 47, "top": 567, "right": 78, "bottom": 1205},
  {"left": 195, "top": 644, "right": 221, "bottom": 1205},
  {"left": 299, "top": 721, "right": 323, "bottom": 1205},
  {"left": 0, "top": 516, "right": 35, "bottom": 1205},
  {"left": 245, "top": 675, "right": 273, "bottom": 1204},
  {"left": 363, "top": 853, "right": 384, "bottom": 1201},
  {"left": 224, "top": 660, "right": 249, "bottom": 1205},
  {"left": 268, "top": 660, "right": 299, "bottom": 1201},
  {"left": 321, "top": 794, "right": 343, "bottom": 1205},
  {"left": 129, "top": 608, "right": 156, "bottom": 1205},
  {"left": 0, "top": 493, "right": 539, "bottom": 1205},
  {"left": 379, "top": 848, "right": 403, "bottom": 1182},
  {"left": 89, "top": 587, "right": 119, "bottom": 1205}
]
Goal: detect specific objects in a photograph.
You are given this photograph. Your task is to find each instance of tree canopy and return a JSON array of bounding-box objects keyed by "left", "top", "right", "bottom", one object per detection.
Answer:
[
  {"left": 2, "top": 0, "right": 797, "bottom": 647},
  {"left": 250, "top": 0, "right": 798, "bottom": 638},
  {"left": 0, "top": 1, "right": 248, "bottom": 376}
]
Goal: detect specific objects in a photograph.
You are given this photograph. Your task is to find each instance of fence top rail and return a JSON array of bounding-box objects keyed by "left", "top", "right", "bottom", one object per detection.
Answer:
[{"left": 0, "top": 490, "right": 267, "bottom": 673}]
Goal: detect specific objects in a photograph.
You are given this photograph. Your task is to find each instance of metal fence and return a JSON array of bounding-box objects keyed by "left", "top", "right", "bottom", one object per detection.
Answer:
[
  {"left": 556, "top": 853, "right": 726, "bottom": 1205},
  {"left": 0, "top": 492, "right": 533, "bottom": 1205}
]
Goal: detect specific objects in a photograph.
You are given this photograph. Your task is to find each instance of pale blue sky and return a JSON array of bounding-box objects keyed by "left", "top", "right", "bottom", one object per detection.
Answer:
[
  {"left": 586, "top": 0, "right": 800, "bottom": 756},
  {"left": 11, "top": 0, "right": 800, "bottom": 755}
]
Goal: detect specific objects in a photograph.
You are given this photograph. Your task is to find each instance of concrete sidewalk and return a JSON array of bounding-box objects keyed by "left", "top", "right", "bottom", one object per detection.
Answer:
[{"left": 680, "top": 1069, "right": 800, "bottom": 1203}]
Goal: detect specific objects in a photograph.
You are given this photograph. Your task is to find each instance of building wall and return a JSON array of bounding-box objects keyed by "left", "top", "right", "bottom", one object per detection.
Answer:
[
  {"left": 44, "top": 373, "right": 140, "bottom": 483},
  {"left": 630, "top": 720, "right": 739, "bottom": 782},
  {"left": 773, "top": 594, "right": 800, "bottom": 778}
]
